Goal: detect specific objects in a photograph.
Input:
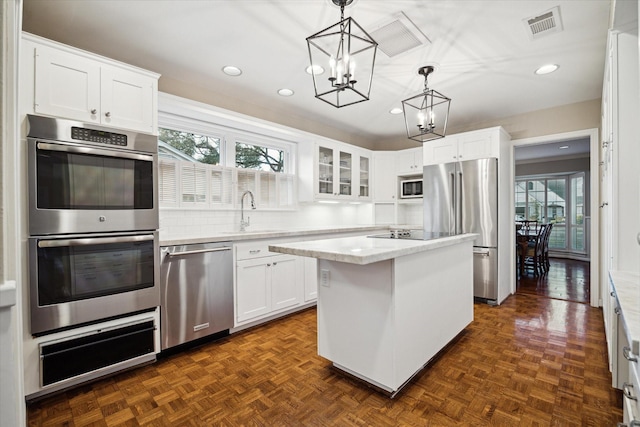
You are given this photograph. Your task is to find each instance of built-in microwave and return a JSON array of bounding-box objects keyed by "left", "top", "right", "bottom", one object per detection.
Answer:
[
  {"left": 400, "top": 178, "right": 423, "bottom": 198},
  {"left": 26, "top": 114, "right": 158, "bottom": 235}
]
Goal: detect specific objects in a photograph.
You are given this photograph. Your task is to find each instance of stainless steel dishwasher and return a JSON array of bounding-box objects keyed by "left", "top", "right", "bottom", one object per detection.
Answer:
[{"left": 160, "top": 242, "right": 233, "bottom": 350}]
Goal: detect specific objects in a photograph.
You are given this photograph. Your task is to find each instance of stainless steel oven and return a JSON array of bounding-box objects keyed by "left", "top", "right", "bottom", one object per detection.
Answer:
[
  {"left": 29, "top": 231, "right": 160, "bottom": 335},
  {"left": 26, "top": 114, "right": 158, "bottom": 235}
]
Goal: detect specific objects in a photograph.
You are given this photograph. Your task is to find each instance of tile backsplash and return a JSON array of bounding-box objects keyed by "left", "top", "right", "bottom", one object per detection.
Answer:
[{"left": 159, "top": 203, "right": 375, "bottom": 240}]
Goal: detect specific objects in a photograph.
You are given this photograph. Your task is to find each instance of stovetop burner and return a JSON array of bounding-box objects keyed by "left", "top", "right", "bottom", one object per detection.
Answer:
[{"left": 368, "top": 229, "right": 456, "bottom": 241}]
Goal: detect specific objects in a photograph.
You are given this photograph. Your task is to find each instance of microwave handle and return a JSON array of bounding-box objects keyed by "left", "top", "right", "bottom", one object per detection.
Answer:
[
  {"left": 37, "top": 142, "right": 154, "bottom": 162},
  {"left": 38, "top": 234, "right": 154, "bottom": 248}
]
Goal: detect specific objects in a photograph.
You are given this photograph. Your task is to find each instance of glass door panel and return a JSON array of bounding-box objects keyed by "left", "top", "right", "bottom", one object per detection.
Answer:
[
  {"left": 318, "top": 146, "right": 334, "bottom": 195},
  {"left": 546, "top": 178, "right": 566, "bottom": 250},
  {"left": 338, "top": 151, "right": 351, "bottom": 196},
  {"left": 359, "top": 156, "right": 369, "bottom": 197}
]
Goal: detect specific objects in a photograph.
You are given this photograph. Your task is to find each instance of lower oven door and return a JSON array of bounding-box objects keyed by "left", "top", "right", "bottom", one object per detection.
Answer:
[{"left": 29, "top": 231, "right": 160, "bottom": 335}]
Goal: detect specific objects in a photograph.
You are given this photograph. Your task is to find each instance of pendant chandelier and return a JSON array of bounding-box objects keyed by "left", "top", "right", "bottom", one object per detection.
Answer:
[
  {"left": 306, "top": 0, "right": 378, "bottom": 108},
  {"left": 402, "top": 66, "right": 451, "bottom": 142}
]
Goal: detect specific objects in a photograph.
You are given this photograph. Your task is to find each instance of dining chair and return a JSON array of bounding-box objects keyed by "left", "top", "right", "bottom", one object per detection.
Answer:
[
  {"left": 542, "top": 223, "right": 554, "bottom": 271},
  {"left": 523, "top": 223, "right": 548, "bottom": 276}
]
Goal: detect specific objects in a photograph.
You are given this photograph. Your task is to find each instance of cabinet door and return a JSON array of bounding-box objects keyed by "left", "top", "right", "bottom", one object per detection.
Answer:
[
  {"left": 100, "top": 67, "right": 155, "bottom": 133},
  {"left": 317, "top": 145, "right": 335, "bottom": 197},
  {"left": 236, "top": 258, "right": 270, "bottom": 323},
  {"left": 357, "top": 154, "right": 370, "bottom": 199},
  {"left": 458, "top": 133, "right": 496, "bottom": 161},
  {"left": 374, "top": 152, "right": 397, "bottom": 202},
  {"left": 270, "top": 255, "right": 302, "bottom": 312},
  {"left": 34, "top": 47, "right": 101, "bottom": 123},
  {"left": 337, "top": 150, "right": 353, "bottom": 196},
  {"left": 396, "top": 148, "right": 422, "bottom": 175},
  {"left": 303, "top": 257, "right": 318, "bottom": 301},
  {"left": 423, "top": 137, "right": 458, "bottom": 165}
]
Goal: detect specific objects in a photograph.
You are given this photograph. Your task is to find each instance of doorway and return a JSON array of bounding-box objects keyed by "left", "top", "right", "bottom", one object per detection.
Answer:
[{"left": 509, "top": 129, "right": 599, "bottom": 307}]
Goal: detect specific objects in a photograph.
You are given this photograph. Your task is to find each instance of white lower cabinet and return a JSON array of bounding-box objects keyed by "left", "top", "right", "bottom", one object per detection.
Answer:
[
  {"left": 235, "top": 241, "right": 305, "bottom": 326},
  {"left": 303, "top": 257, "right": 318, "bottom": 301}
]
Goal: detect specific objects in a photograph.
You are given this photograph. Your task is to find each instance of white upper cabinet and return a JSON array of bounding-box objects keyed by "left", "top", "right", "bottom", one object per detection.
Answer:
[
  {"left": 315, "top": 142, "right": 371, "bottom": 201},
  {"left": 373, "top": 151, "right": 397, "bottom": 202},
  {"left": 423, "top": 129, "right": 500, "bottom": 166},
  {"left": 396, "top": 147, "right": 422, "bottom": 176},
  {"left": 26, "top": 34, "right": 159, "bottom": 134}
]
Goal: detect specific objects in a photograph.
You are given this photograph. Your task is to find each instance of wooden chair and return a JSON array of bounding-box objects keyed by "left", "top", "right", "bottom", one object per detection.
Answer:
[
  {"left": 542, "top": 223, "right": 554, "bottom": 271},
  {"left": 523, "top": 223, "right": 548, "bottom": 276}
]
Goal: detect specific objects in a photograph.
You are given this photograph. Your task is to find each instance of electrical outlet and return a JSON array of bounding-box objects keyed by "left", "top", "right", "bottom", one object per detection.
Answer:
[{"left": 320, "top": 269, "right": 330, "bottom": 287}]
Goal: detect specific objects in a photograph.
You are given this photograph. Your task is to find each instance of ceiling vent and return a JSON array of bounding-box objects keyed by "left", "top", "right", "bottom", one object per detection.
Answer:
[
  {"left": 369, "top": 12, "right": 431, "bottom": 58},
  {"left": 523, "top": 6, "right": 563, "bottom": 40}
]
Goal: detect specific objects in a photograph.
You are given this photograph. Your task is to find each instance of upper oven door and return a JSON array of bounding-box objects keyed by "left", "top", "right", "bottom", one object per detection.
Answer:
[{"left": 28, "top": 138, "right": 158, "bottom": 235}]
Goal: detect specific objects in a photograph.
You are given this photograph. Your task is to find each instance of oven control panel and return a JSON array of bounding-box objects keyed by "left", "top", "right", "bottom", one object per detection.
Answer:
[{"left": 71, "top": 127, "right": 128, "bottom": 146}]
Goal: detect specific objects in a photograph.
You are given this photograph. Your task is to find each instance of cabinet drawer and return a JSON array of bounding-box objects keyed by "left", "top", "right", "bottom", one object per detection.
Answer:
[
  {"left": 235, "top": 242, "right": 276, "bottom": 260},
  {"left": 624, "top": 359, "right": 640, "bottom": 422}
]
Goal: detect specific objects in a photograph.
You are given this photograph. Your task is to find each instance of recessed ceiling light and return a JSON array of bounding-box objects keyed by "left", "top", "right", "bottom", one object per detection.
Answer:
[
  {"left": 389, "top": 107, "right": 403, "bottom": 115},
  {"left": 277, "top": 88, "right": 294, "bottom": 97},
  {"left": 534, "top": 64, "right": 559, "bottom": 75},
  {"left": 559, "top": 145, "right": 569, "bottom": 150},
  {"left": 222, "top": 65, "right": 242, "bottom": 76},
  {"left": 306, "top": 64, "right": 325, "bottom": 75}
]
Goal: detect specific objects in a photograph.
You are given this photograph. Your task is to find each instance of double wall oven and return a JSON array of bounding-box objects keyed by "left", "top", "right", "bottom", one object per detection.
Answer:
[{"left": 26, "top": 115, "right": 160, "bottom": 396}]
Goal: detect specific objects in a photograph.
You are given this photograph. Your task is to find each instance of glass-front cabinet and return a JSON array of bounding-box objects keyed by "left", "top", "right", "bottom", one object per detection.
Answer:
[{"left": 315, "top": 143, "right": 370, "bottom": 201}]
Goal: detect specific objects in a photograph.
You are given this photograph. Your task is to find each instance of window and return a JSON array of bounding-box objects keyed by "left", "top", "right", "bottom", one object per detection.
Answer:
[
  {"left": 515, "top": 173, "right": 586, "bottom": 255},
  {"left": 159, "top": 128, "right": 221, "bottom": 165},
  {"left": 235, "top": 142, "right": 285, "bottom": 172},
  {"left": 157, "top": 98, "right": 297, "bottom": 210}
]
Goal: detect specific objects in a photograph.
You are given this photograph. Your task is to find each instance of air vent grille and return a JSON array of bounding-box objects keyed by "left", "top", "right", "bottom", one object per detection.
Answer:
[
  {"left": 523, "top": 6, "right": 563, "bottom": 40},
  {"left": 369, "top": 12, "right": 430, "bottom": 58}
]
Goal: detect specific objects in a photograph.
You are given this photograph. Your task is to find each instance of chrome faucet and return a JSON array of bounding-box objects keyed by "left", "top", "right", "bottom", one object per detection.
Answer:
[{"left": 240, "top": 190, "right": 256, "bottom": 232}]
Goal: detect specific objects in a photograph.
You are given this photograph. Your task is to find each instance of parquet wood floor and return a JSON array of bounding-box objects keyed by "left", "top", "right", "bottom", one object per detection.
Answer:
[
  {"left": 517, "top": 258, "right": 590, "bottom": 304},
  {"left": 27, "top": 293, "right": 622, "bottom": 426}
]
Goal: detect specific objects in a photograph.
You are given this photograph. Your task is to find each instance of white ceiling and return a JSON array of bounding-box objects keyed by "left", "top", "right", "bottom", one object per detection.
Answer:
[
  {"left": 514, "top": 137, "right": 591, "bottom": 162},
  {"left": 22, "top": 0, "right": 611, "bottom": 148}
]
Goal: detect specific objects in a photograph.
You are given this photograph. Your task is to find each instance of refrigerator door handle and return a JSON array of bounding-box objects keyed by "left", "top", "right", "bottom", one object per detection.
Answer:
[
  {"left": 450, "top": 171, "right": 456, "bottom": 234},
  {"left": 456, "top": 170, "right": 463, "bottom": 234}
]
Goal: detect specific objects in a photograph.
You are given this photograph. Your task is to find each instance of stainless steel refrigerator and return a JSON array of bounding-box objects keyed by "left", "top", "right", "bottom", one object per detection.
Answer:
[{"left": 423, "top": 158, "right": 499, "bottom": 301}]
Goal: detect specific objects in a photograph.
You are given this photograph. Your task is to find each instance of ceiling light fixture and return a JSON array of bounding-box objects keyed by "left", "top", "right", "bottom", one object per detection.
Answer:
[
  {"left": 402, "top": 66, "right": 451, "bottom": 143},
  {"left": 306, "top": 0, "right": 378, "bottom": 108},
  {"left": 222, "top": 65, "right": 242, "bottom": 76},
  {"left": 277, "top": 88, "right": 294, "bottom": 97},
  {"left": 559, "top": 145, "right": 569, "bottom": 150},
  {"left": 389, "top": 107, "right": 403, "bottom": 115},
  {"left": 305, "top": 65, "right": 325, "bottom": 75},
  {"left": 534, "top": 64, "right": 559, "bottom": 75}
]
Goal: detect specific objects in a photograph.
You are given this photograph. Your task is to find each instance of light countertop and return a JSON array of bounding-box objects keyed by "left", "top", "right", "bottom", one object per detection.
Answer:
[
  {"left": 160, "top": 225, "right": 391, "bottom": 246},
  {"left": 268, "top": 233, "right": 477, "bottom": 265},
  {"left": 609, "top": 270, "right": 640, "bottom": 355}
]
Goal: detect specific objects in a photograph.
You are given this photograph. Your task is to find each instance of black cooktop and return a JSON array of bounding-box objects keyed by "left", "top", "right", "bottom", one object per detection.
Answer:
[{"left": 368, "top": 229, "right": 456, "bottom": 241}]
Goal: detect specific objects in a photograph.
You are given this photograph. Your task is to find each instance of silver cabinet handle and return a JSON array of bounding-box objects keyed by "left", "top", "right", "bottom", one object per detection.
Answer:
[
  {"left": 273, "top": 262, "right": 277, "bottom": 266},
  {"left": 266, "top": 263, "right": 271, "bottom": 267},
  {"left": 600, "top": 202, "right": 608, "bottom": 208},
  {"left": 249, "top": 249, "right": 261, "bottom": 254},
  {"left": 90, "top": 109, "right": 97, "bottom": 114},
  {"left": 615, "top": 307, "right": 621, "bottom": 315},
  {"left": 105, "top": 111, "right": 111, "bottom": 118},
  {"left": 623, "top": 346, "right": 638, "bottom": 362},
  {"left": 166, "top": 247, "right": 231, "bottom": 257},
  {"left": 623, "top": 382, "right": 638, "bottom": 401},
  {"left": 37, "top": 142, "right": 154, "bottom": 162},
  {"left": 610, "top": 291, "right": 616, "bottom": 297}
]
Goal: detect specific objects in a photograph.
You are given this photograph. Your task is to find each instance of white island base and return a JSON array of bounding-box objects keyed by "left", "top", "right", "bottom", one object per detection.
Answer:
[
  {"left": 317, "top": 241, "right": 473, "bottom": 395},
  {"left": 270, "top": 234, "right": 475, "bottom": 396}
]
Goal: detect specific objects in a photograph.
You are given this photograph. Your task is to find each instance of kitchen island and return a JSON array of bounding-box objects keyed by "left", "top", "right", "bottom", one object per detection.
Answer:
[{"left": 269, "top": 232, "right": 476, "bottom": 396}]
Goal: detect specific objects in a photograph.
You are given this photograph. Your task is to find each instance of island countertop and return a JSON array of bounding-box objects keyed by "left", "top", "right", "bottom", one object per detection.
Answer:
[{"left": 268, "top": 233, "right": 477, "bottom": 265}]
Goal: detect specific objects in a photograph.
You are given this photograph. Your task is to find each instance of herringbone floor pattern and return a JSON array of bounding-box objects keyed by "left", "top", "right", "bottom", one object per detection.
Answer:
[{"left": 28, "top": 294, "right": 622, "bottom": 426}]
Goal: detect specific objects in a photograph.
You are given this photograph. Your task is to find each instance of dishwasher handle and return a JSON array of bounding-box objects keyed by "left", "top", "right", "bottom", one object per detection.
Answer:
[{"left": 165, "top": 247, "right": 231, "bottom": 257}]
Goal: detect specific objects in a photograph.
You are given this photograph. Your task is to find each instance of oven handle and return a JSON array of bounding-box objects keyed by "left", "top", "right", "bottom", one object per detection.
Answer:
[
  {"left": 38, "top": 234, "right": 154, "bottom": 248},
  {"left": 37, "top": 141, "right": 154, "bottom": 162}
]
